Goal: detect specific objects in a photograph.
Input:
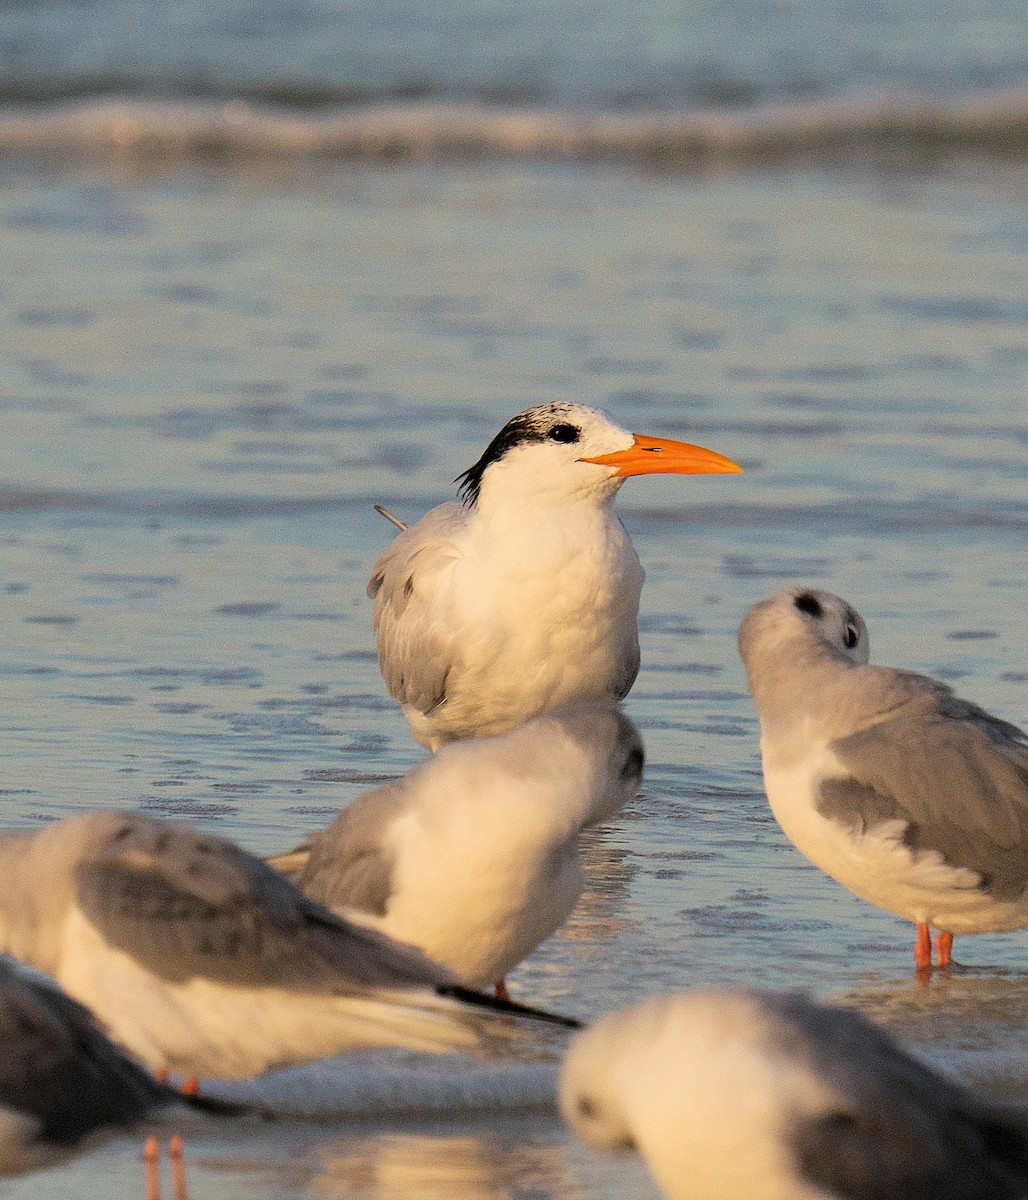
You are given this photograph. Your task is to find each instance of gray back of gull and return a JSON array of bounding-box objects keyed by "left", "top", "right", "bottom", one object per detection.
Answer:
[
  {"left": 297, "top": 781, "right": 408, "bottom": 916},
  {"left": 817, "top": 668, "right": 1028, "bottom": 899},
  {"left": 7, "top": 811, "right": 455, "bottom": 994},
  {"left": 774, "top": 992, "right": 1028, "bottom": 1199}
]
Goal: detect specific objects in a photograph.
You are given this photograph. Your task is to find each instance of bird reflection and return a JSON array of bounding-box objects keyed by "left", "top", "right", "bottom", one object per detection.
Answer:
[{"left": 312, "top": 1124, "right": 575, "bottom": 1199}]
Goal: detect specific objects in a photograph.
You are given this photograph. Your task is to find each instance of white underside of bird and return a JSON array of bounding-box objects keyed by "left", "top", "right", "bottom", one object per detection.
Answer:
[
  {"left": 334, "top": 795, "right": 585, "bottom": 992},
  {"left": 54, "top": 908, "right": 477, "bottom": 1079},
  {"left": 761, "top": 739, "right": 1025, "bottom": 935}
]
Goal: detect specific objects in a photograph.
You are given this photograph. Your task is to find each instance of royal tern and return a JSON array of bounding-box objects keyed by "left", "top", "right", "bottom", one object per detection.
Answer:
[
  {"left": 370, "top": 402, "right": 742, "bottom": 749},
  {"left": 0, "top": 811, "right": 577, "bottom": 1082},
  {"left": 738, "top": 587, "right": 1028, "bottom": 972},
  {"left": 0, "top": 957, "right": 215, "bottom": 1175},
  {"left": 267, "top": 704, "right": 644, "bottom": 992},
  {"left": 560, "top": 989, "right": 1028, "bottom": 1200}
]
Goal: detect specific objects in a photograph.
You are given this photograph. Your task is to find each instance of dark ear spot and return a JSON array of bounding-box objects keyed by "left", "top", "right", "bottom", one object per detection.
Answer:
[
  {"left": 794, "top": 592, "right": 824, "bottom": 619},
  {"left": 843, "top": 624, "right": 859, "bottom": 649},
  {"left": 577, "top": 1094, "right": 599, "bottom": 1119},
  {"left": 621, "top": 745, "right": 644, "bottom": 781}
]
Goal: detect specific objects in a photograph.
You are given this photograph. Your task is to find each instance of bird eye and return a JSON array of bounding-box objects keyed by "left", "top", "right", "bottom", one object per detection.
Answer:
[
  {"left": 577, "top": 1094, "right": 599, "bottom": 1119},
  {"left": 843, "top": 625, "right": 859, "bottom": 649},
  {"left": 548, "top": 423, "right": 581, "bottom": 444}
]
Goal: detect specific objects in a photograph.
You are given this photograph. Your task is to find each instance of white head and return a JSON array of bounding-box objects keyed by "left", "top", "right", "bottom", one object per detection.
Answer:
[
  {"left": 560, "top": 990, "right": 844, "bottom": 1200},
  {"left": 739, "top": 587, "right": 870, "bottom": 681},
  {"left": 456, "top": 403, "right": 741, "bottom": 513}
]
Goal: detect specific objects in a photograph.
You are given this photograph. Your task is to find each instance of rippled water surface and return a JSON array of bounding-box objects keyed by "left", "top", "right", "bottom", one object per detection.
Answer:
[{"left": 0, "top": 157, "right": 1026, "bottom": 1197}]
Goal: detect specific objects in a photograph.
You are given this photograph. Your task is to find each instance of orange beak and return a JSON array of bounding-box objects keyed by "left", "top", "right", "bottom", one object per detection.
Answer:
[{"left": 579, "top": 434, "right": 743, "bottom": 477}]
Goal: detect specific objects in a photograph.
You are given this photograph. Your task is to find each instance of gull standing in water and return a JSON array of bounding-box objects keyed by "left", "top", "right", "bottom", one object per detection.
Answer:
[
  {"left": 738, "top": 587, "right": 1028, "bottom": 972},
  {"left": 268, "top": 704, "right": 644, "bottom": 995},
  {"left": 560, "top": 989, "right": 1028, "bottom": 1200},
  {"left": 370, "top": 402, "right": 742, "bottom": 750},
  {"left": 0, "top": 811, "right": 577, "bottom": 1083},
  {"left": 0, "top": 957, "right": 225, "bottom": 1176}
]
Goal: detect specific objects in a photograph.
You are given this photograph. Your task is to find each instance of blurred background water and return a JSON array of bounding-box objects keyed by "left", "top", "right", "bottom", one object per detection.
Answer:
[{"left": 0, "top": 1, "right": 1026, "bottom": 1197}]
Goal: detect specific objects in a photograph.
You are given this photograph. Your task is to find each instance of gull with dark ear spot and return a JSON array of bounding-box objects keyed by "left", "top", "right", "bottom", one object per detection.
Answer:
[
  {"left": 738, "top": 586, "right": 1028, "bottom": 973},
  {"left": 267, "top": 704, "right": 644, "bottom": 997},
  {"left": 0, "top": 957, "right": 229, "bottom": 1176},
  {"left": 559, "top": 989, "right": 1028, "bottom": 1200},
  {"left": 0, "top": 811, "right": 580, "bottom": 1084},
  {"left": 369, "top": 402, "right": 742, "bottom": 750}
]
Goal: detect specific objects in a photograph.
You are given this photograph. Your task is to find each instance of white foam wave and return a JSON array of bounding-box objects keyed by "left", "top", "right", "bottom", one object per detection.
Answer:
[{"left": 4, "top": 88, "right": 1028, "bottom": 168}]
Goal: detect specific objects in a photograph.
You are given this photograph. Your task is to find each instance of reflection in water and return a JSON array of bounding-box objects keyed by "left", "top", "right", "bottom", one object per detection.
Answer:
[
  {"left": 314, "top": 1124, "right": 581, "bottom": 1200},
  {"left": 838, "top": 970, "right": 1028, "bottom": 1102}
]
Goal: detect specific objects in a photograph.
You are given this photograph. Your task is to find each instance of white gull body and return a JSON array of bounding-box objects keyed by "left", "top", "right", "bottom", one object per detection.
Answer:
[
  {"left": 370, "top": 402, "right": 741, "bottom": 750},
  {"left": 268, "top": 704, "right": 644, "bottom": 990},
  {"left": 738, "top": 587, "right": 1028, "bottom": 970},
  {"left": 0, "top": 811, "right": 572, "bottom": 1081},
  {"left": 559, "top": 989, "right": 1028, "bottom": 1200}
]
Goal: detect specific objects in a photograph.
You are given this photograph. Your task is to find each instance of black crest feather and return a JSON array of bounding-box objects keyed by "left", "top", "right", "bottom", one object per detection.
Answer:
[{"left": 455, "top": 404, "right": 583, "bottom": 506}]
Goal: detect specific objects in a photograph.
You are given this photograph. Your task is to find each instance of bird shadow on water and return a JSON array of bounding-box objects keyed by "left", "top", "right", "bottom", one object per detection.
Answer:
[{"left": 836, "top": 967, "right": 1028, "bottom": 1102}]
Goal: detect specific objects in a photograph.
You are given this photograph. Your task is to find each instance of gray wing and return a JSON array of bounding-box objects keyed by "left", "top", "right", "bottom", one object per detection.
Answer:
[
  {"left": 296, "top": 781, "right": 409, "bottom": 916},
  {"left": 778, "top": 993, "right": 1028, "bottom": 1200},
  {"left": 0, "top": 958, "right": 167, "bottom": 1149},
  {"left": 817, "top": 668, "right": 1028, "bottom": 897},
  {"left": 74, "top": 813, "right": 455, "bottom": 993},
  {"left": 367, "top": 502, "right": 467, "bottom": 714}
]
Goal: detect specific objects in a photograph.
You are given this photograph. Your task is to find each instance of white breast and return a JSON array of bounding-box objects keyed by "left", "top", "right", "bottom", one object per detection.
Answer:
[
  {"left": 411, "top": 512, "right": 643, "bottom": 748},
  {"left": 346, "top": 802, "right": 584, "bottom": 989},
  {"left": 761, "top": 738, "right": 1025, "bottom": 934}
]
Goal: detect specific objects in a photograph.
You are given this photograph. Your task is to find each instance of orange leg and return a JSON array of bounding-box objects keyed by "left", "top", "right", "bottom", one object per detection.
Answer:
[
  {"left": 493, "top": 979, "right": 510, "bottom": 1002},
  {"left": 936, "top": 930, "right": 954, "bottom": 968},
  {"left": 914, "top": 922, "right": 933, "bottom": 971},
  {"left": 154, "top": 1068, "right": 200, "bottom": 1096},
  {"left": 170, "top": 1134, "right": 188, "bottom": 1200},
  {"left": 143, "top": 1136, "right": 161, "bottom": 1200}
]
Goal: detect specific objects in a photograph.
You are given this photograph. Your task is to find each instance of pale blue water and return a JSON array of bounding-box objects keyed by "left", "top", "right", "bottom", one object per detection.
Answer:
[
  {"left": 0, "top": 154, "right": 1024, "bottom": 1196},
  {"left": 3, "top": 0, "right": 1028, "bottom": 106},
  {"left": 3, "top": 0, "right": 1028, "bottom": 170}
]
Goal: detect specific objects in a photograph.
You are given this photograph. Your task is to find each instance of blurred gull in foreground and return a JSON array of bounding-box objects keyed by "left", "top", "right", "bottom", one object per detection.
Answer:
[
  {"left": 268, "top": 704, "right": 644, "bottom": 995},
  {"left": 370, "top": 402, "right": 741, "bottom": 750},
  {"left": 0, "top": 811, "right": 577, "bottom": 1083},
  {"left": 0, "top": 957, "right": 223, "bottom": 1176},
  {"left": 560, "top": 989, "right": 1028, "bottom": 1200},
  {"left": 738, "top": 587, "right": 1028, "bottom": 972}
]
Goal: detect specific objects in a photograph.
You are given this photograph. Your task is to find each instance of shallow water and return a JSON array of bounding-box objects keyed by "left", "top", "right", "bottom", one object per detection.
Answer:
[
  {"left": 5, "top": 0, "right": 1027, "bottom": 108},
  {"left": 0, "top": 156, "right": 1025, "bottom": 1197}
]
